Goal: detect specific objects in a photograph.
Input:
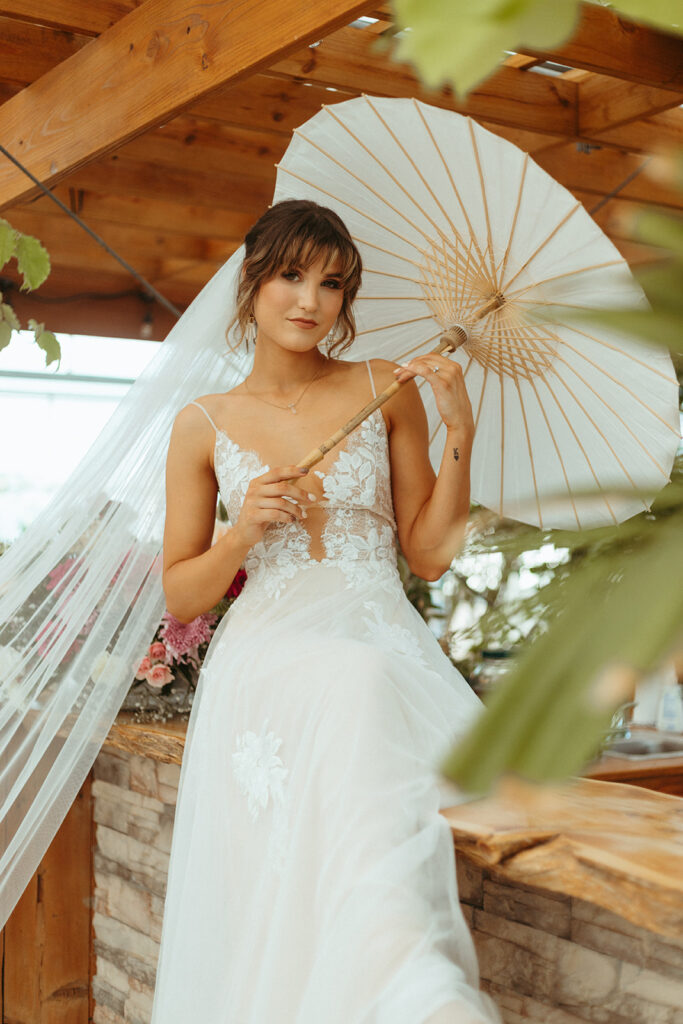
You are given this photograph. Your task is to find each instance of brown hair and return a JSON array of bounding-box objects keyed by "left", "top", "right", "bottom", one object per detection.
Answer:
[{"left": 229, "top": 199, "right": 363, "bottom": 357}]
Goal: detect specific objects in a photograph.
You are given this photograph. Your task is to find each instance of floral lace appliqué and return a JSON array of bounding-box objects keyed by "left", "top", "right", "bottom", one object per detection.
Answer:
[
  {"left": 232, "top": 719, "right": 289, "bottom": 822},
  {"left": 245, "top": 524, "right": 311, "bottom": 599},
  {"left": 363, "top": 601, "right": 428, "bottom": 665},
  {"left": 323, "top": 513, "right": 400, "bottom": 591}
]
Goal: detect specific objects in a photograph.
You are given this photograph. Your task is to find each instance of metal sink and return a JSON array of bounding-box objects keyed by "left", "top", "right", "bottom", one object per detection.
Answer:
[{"left": 605, "top": 730, "right": 683, "bottom": 760}]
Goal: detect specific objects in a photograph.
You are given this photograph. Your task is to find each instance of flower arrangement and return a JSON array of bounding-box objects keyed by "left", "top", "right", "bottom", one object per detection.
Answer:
[{"left": 123, "top": 568, "right": 247, "bottom": 721}]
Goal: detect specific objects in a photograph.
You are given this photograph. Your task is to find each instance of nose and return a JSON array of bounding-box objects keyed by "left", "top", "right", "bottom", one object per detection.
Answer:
[{"left": 297, "top": 278, "right": 319, "bottom": 311}]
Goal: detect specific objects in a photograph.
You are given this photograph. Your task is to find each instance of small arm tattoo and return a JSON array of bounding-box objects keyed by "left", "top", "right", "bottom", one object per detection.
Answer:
[{"left": 453, "top": 447, "right": 460, "bottom": 462}]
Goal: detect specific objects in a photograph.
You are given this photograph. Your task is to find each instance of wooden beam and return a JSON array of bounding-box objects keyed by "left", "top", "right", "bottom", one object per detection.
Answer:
[
  {"left": 63, "top": 154, "right": 273, "bottom": 212},
  {"left": 7, "top": 206, "right": 237, "bottom": 278},
  {"left": 190, "top": 73, "right": 357, "bottom": 137},
  {"left": 578, "top": 74, "right": 683, "bottom": 135},
  {"left": 29, "top": 188, "right": 257, "bottom": 239},
  {"left": 591, "top": 108, "right": 683, "bottom": 155},
  {"left": 267, "top": 27, "right": 577, "bottom": 136},
  {"left": 0, "top": 1, "right": 138, "bottom": 35},
  {"left": 0, "top": 14, "right": 89, "bottom": 83},
  {"left": 118, "top": 116, "right": 288, "bottom": 185},
  {"left": 516, "top": 2, "right": 683, "bottom": 92},
  {"left": 0, "top": 0, "right": 379, "bottom": 210},
  {"left": 532, "top": 144, "right": 683, "bottom": 212}
]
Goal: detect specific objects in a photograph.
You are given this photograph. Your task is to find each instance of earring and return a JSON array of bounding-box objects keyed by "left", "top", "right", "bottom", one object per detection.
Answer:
[
  {"left": 324, "top": 320, "right": 339, "bottom": 355},
  {"left": 245, "top": 312, "right": 257, "bottom": 347}
]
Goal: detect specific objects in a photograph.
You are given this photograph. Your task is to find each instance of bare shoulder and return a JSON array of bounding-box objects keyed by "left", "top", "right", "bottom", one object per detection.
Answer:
[{"left": 366, "top": 358, "right": 423, "bottom": 429}]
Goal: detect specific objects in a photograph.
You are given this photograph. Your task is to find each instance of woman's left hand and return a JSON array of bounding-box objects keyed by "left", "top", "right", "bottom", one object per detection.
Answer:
[{"left": 393, "top": 354, "right": 474, "bottom": 436}]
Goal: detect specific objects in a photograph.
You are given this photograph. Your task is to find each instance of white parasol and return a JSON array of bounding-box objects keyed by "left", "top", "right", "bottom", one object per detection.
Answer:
[{"left": 273, "top": 95, "right": 680, "bottom": 530}]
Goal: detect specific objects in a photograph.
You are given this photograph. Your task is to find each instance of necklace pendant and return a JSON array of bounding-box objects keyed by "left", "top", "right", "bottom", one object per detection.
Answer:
[{"left": 288, "top": 404, "right": 297, "bottom": 414}]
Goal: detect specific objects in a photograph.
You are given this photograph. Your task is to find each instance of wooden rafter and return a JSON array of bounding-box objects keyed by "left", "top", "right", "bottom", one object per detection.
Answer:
[
  {"left": 0, "top": 0, "right": 379, "bottom": 210},
  {"left": 0, "top": 1, "right": 139, "bottom": 35},
  {"left": 578, "top": 74, "right": 683, "bottom": 136},
  {"left": 516, "top": 2, "right": 683, "bottom": 91}
]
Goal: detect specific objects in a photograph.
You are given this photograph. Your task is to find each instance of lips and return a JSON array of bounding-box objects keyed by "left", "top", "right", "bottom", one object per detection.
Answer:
[{"left": 289, "top": 318, "right": 317, "bottom": 327}]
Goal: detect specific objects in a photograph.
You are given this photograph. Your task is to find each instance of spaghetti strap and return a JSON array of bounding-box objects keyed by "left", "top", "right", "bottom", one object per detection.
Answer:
[
  {"left": 365, "top": 359, "right": 377, "bottom": 400},
  {"left": 189, "top": 400, "right": 219, "bottom": 433}
]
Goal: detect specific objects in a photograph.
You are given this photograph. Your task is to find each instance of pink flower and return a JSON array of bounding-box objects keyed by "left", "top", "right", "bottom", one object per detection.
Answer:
[
  {"left": 149, "top": 641, "right": 167, "bottom": 661},
  {"left": 159, "top": 612, "right": 216, "bottom": 663},
  {"left": 135, "top": 656, "right": 152, "bottom": 680},
  {"left": 145, "top": 663, "right": 174, "bottom": 689}
]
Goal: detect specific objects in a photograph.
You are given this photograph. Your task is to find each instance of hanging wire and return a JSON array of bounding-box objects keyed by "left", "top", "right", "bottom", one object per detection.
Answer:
[
  {"left": 588, "top": 156, "right": 652, "bottom": 216},
  {"left": 0, "top": 142, "right": 182, "bottom": 319}
]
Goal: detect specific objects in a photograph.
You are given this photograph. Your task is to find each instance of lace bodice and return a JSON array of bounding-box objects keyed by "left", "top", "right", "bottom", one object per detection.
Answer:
[{"left": 211, "top": 408, "right": 400, "bottom": 598}]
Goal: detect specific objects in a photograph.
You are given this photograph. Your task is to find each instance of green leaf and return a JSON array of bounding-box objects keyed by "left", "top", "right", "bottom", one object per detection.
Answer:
[
  {"left": 15, "top": 233, "right": 51, "bottom": 291},
  {"left": 391, "top": 0, "right": 581, "bottom": 96},
  {"left": 441, "top": 513, "right": 683, "bottom": 794},
  {"left": 0, "top": 218, "right": 17, "bottom": 270},
  {"left": 28, "top": 318, "right": 61, "bottom": 367},
  {"left": 0, "top": 302, "right": 20, "bottom": 333},
  {"left": 0, "top": 321, "right": 11, "bottom": 352}
]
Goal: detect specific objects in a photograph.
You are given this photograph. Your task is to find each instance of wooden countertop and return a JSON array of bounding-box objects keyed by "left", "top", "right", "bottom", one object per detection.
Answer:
[
  {"left": 103, "top": 714, "right": 683, "bottom": 941},
  {"left": 443, "top": 776, "right": 683, "bottom": 942}
]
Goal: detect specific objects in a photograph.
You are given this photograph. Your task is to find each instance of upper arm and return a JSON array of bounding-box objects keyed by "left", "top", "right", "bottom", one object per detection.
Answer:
[
  {"left": 371, "top": 359, "right": 436, "bottom": 554},
  {"left": 162, "top": 405, "right": 218, "bottom": 582}
]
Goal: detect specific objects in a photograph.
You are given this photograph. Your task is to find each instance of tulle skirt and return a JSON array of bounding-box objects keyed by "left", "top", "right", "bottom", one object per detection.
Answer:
[{"left": 150, "top": 565, "right": 500, "bottom": 1023}]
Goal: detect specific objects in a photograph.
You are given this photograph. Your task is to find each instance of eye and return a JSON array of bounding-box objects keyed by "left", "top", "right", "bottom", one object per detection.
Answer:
[
  {"left": 281, "top": 269, "right": 300, "bottom": 281},
  {"left": 323, "top": 279, "right": 342, "bottom": 289}
]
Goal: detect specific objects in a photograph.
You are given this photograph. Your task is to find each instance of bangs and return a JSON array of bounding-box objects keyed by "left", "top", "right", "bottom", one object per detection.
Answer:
[{"left": 272, "top": 224, "right": 361, "bottom": 292}]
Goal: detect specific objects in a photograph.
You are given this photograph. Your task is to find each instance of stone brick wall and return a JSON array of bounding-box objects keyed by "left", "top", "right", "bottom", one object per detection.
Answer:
[
  {"left": 458, "top": 857, "right": 683, "bottom": 1023},
  {"left": 91, "top": 745, "right": 683, "bottom": 1024},
  {"left": 91, "top": 748, "right": 179, "bottom": 1024}
]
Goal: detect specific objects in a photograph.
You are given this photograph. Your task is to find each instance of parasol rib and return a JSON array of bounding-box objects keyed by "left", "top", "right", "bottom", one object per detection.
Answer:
[
  {"left": 512, "top": 373, "right": 543, "bottom": 528},
  {"left": 414, "top": 104, "right": 492, "bottom": 288},
  {"left": 561, "top": 321, "right": 678, "bottom": 385},
  {"left": 499, "top": 373, "right": 506, "bottom": 516},
  {"left": 468, "top": 119, "right": 499, "bottom": 289},
  {"left": 535, "top": 372, "right": 619, "bottom": 524},
  {"left": 277, "top": 163, "right": 429, "bottom": 258},
  {"left": 291, "top": 127, "right": 439, "bottom": 249},
  {"left": 546, "top": 365, "right": 652, "bottom": 501},
  {"left": 501, "top": 202, "right": 583, "bottom": 294},
  {"left": 498, "top": 154, "right": 529, "bottom": 289},
  {"left": 505, "top": 258, "right": 625, "bottom": 302},
  {"left": 323, "top": 100, "right": 475, "bottom": 277},
  {"left": 547, "top": 345, "right": 671, "bottom": 478},
  {"left": 554, "top": 336, "right": 679, "bottom": 435},
  {"left": 360, "top": 97, "right": 494, "bottom": 289}
]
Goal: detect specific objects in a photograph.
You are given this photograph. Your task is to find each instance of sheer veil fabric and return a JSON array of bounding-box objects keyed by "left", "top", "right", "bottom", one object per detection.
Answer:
[{"left": 0, "top": 249, "right": 250, "bottom": 928}]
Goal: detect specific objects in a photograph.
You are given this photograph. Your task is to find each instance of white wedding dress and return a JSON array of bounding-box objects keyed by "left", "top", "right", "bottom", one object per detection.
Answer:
[{"left": 150, "top": 362, "right": 500, "bottom": 1024}]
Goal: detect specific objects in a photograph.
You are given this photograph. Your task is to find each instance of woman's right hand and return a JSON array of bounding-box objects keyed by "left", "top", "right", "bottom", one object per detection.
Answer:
[{"left": 233, "top": 466, "right": 313, "bottom": 548}]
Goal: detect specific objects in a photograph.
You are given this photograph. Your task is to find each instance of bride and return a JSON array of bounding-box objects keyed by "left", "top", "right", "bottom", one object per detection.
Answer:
[{"left": 151, "top": 199, "right": 500, "bottom": 1023}]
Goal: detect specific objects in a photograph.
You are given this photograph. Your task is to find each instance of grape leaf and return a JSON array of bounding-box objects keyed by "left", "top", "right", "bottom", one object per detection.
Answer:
[
  {"left": 16, "top": 233, "right": 51, "bottom": 291},
  {"left": 0, "top": 302, "right": 20, "bottom": 333},
  {"left": 0, "top": 321, "right": 11, "bottom": 352},
  {"left": 28, "top": 318, "right": 61, "bottom": 367},
  {"left": 0, "top": 218, "right": 17, "bottom": 270}
]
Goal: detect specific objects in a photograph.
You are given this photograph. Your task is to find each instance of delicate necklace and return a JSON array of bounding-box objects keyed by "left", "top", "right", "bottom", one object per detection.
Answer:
[{"left": 243, "top": 367, "right": 325, "bottom": 415}]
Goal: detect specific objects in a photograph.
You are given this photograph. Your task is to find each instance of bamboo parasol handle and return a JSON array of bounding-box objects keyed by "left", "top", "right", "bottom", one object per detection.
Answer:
[{"left": 295, "top": 326, "right": 470, "bottom": 473}]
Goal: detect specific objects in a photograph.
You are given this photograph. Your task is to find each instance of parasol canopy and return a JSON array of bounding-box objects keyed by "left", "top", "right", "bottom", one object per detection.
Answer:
[{"left": 273, "top": 95, "right": 680, "bottom": 530}]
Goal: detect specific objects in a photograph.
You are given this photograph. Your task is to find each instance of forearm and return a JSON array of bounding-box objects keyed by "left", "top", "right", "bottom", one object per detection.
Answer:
[
  {"left": 163, "top": 526, "right": 251, "bottom": 623},
  {"left": 405, "top": 427, "right": 472, "bottom": 580}
]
